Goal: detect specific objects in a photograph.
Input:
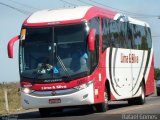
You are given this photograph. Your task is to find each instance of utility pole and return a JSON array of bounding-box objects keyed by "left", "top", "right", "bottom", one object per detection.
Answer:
[
  {"left": 3, "top": 82, "right": 9, "bottom": 113},
  {"left": 4, "top": 89, "right": 9, "bottom": 112}
]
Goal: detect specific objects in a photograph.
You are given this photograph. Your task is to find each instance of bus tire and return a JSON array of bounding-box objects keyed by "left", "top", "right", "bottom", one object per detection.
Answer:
[
  {"left": 95, "top": 89, "right": 109, "bottom": 112},
  {"left": 157, "top": 90, "right": 160, "bottom": 96},
  {"left": 39, "top": 108, "right": 50, "bottom": 117},
  {"left": 136, "top": 83, "right": 145, "bottom": 105},
  {"left": 128, "top": 83, "right": 145, "bottom": 105},
  {"left": 128, "top": 99, "right": 135, "bottom": 105}
]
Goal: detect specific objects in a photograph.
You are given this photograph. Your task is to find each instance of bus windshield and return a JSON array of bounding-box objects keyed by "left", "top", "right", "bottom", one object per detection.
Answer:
[{"left": 19, "top": 23, "right": 90, "bottom": 82}]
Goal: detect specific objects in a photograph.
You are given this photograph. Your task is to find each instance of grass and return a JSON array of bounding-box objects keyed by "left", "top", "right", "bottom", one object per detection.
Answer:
[{"left": 0, "top": 83, "right": 22, "bottom": 115}]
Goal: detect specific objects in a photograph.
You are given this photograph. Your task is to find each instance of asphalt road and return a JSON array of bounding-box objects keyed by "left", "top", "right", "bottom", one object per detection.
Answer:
[{"left": 4, "top": 96, "right": 160, "bottom": 120}]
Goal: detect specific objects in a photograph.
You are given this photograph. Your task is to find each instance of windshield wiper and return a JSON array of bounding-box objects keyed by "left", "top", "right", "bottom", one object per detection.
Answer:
[{"left": 56, "top": 55, "right": 71, "bottom": 81}]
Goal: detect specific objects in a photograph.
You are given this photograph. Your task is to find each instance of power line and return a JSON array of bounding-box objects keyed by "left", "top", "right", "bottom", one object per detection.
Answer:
[
  {"left": 60, "top": 0, "right": 77, "bottom": 7},
  {"left": 76, "top": 0, "right": 159, "bottom": 18},
  {"left": 77, "top": 0, "right": 93, "bottom": 6},
  {"left": 58, "top": 0, "right": 160, "bottom": 19},
  {"left": 4, "top": 0, "right": 157, "bottom": 19},
  {"left": 89, "top": 0, "right": 158, "bottom": 17},
  {"left": 7, "top": 0, "right": 39, "bottom": 10},
  {"left": 0, "top": 2, "right": 31, "bottom": 15}
]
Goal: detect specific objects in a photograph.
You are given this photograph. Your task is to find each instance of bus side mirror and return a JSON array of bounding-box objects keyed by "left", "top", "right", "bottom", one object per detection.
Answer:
[
  {"left": 88, "top": 29, "right": 96, "bottom": 52},
  {"left": 8, "top": 35, "right": 20, "bottom": 58}
]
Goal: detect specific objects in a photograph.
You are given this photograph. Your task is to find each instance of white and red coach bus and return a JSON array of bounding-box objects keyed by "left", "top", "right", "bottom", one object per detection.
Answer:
[{"left": 8, "top": 6, "right": 154, "bottom": 116}]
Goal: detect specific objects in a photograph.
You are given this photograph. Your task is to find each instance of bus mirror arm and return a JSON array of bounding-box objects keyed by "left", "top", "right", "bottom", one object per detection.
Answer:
[
  {"left": 88, "top": 28, "right": 96, "bottom": 52},
  {"left": 8, "top": 35, "right": 20, "bottom": 58}
]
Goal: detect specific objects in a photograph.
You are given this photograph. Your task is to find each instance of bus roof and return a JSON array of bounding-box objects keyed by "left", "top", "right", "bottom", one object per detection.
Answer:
[
  {"left": 24, "top": 6, "right": 116, "bottom": 26},
  {"left": 24, "top": 6, "right": 150, "bottom": 27},
  {"left": 26, "top": 6, "right": 92, "bottom": 24}
]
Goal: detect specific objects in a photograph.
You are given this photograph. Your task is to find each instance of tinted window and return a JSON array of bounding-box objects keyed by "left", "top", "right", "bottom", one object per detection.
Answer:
[
  {"left": 145, "top": 27, "right": 152, "bottom": 48},
  {"left": 109, "top": 20, "right": 119, "bottom": 47},
  {"left": 126, "top": 24, "right": 133, "bottom": 49},
  {"left": 132, "top": 25, "right": 151, "bottom": 50},
  {"left": 102, "top": 18, "right": 110, "bottom": 51},
  {"left": 118, "top": 22, "right": 129, "bottom": 48},
  {"left": 102, "top": 18, "right": 131, "bottom": 51},
  {"left": 102, "top": 18, "right": 152, "bottom": 51}
]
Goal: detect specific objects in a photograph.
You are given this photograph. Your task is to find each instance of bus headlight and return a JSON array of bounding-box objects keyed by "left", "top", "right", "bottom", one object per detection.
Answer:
[
  {"left": 22, "top": 88, "right": 31, "bottom": 94},
  {"left": 74, "top": 80, "right": 93, "bottom": 90}
]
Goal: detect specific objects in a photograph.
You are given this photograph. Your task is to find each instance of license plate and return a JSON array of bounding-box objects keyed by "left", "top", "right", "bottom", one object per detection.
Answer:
[{"left": 49, "top": 98, "right": 61, "bottom": 104}]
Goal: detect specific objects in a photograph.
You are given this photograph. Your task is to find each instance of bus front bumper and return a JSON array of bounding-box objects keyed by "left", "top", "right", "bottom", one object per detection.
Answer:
[{"left": 21, "top": 83, "right": 94, "bottom": 109}]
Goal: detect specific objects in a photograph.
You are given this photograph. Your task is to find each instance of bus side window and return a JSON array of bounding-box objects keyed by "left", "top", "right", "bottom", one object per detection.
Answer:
[
  {"left": 126, "top": 24, "right": 133, "bottom": 49},
  {"left": 140, "top": 26, "right": 148, "bottom": 50},
  {"left": 109, "top": 20, "right": 122, "bottom": 48},
  {"left": 146, "top": 27, "right": 152, "bottom": 49},
  {"left": 102, "top": 18, "right": 110, "bottom": 52},
  {"left": 102, "top": 18, "right": 137, "bottom": 50},
  {"left": 89, "top": 17, "right": 100, "bottom": 72},
  {"left": 109, "top": 20, "right": 117, "bottom": 47},
  {"left": 132, "top": 24, "right": 140, "bottom": 49},
  {"left": 116, "top": 21, "right": 128, "bottom": 49},
  {"left": 132, "top": 25, "right": 150, "bottom": 50}
]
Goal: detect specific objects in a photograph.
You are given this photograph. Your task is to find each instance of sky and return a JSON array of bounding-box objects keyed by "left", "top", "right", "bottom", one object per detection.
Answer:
[{"left": 0, "top": 0, "right": 160, "bottom": 82}]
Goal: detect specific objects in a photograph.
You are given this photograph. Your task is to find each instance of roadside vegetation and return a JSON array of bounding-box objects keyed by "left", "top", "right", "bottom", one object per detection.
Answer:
[
  {"left": 154, "top": 68, "right": 160, "bottom": 80},
  {"left": 0, "top": 82, "right": 21, "bottom": 115}
]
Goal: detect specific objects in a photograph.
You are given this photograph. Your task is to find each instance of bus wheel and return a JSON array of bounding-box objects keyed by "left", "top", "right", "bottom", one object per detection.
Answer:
[
  {"left": 128, "top": 99, "right": 134, "bottom": 105},
  {"left": 136, "top": 83, "right": 145, "bottom": 105},
  {"left": 157, "top": 90, "right": 160, "bottom": 96},
  {"left": 39, "top": 108, "right": 50, "bottom": 117},
  {"left": 95, "top": 89, "right": 109, "bottom": 112},
  {"left": 128, "top": 83, "right": 145, "bottom": 105}
]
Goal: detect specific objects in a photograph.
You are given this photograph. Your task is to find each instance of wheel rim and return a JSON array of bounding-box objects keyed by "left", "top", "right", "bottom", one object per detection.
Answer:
[
  {"left": 141, "top": 86, "right": 145, "bottom": 101},
  {"left": 104, "top": 91, "right": 108, "bottom": 104}
]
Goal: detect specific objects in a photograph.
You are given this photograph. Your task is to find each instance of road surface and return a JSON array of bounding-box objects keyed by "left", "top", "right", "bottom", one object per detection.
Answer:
[{"left": 2, "top": 96, "right": 160, "bottom": 120}]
